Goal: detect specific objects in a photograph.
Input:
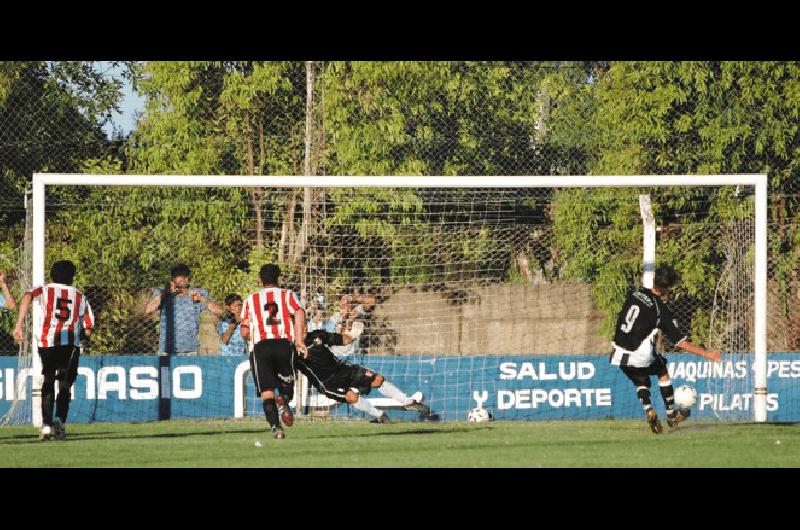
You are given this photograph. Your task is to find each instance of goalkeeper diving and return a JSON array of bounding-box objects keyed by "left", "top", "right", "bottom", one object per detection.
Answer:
[{"left": 296, "top": 322, "right": 439, "bottom": 423}]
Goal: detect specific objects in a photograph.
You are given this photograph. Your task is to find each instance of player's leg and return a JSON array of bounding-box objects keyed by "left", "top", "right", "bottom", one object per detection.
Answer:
[
  {"left": 621, "top": 366, "right": 661, "bottom": 434},
  {"left": 53, "top": 346, "right": 80, "bottom": 440},
  {"left": 653, "top": 356, "right": 690, "bottom": 427},
  {"left": 252, "top": 341, "right": 284, "bottom": 438},
  {"left": 371, "top": 374, "right": 412, "bottom": 404},
  {"left": 273, "top": 340, "right": 295, "bottom": 427},
  {"left": 346, "top": 389, "right": 390, "bottom": 423},
  {"left": 38, "top": 348, "right": 58, "bottom": 440},
  {"left": 369, "top": 371, "right": 437, "bottom": 419}
]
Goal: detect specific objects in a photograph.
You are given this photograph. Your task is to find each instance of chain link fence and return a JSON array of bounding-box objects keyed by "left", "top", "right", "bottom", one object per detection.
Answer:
[{"left": 1, "top": 61, "right": 798, "bottom": 359}]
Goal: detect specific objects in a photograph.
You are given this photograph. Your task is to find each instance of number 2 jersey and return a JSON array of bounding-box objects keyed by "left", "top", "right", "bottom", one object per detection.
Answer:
[
  {"left": 240, "top": 287, "right": 302, "bottom": 345},
  {"left": 610, "top": 287, "right": 687, "bottom": 368},
  {"left": 30, "top": 283, "right": 95, "bottom": 349}
]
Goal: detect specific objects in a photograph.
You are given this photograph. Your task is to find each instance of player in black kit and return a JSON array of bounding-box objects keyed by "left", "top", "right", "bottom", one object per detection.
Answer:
[
  {"left": 610, "top": 265, "right": 721, "bottom": 434},
  {"left": 297, "top": 329, "right": 439, "bottom": 423}
]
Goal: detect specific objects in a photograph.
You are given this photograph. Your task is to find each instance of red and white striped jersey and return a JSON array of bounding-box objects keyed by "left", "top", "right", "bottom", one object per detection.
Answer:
[
  {"left": 30, "top": 283, "right": 95, "bottom": 349},
  {"left": 241, "top": 287, "right": 302, "bottom": 345}
]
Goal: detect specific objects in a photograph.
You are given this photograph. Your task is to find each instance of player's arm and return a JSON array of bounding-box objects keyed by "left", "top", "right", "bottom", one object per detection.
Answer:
[
  {"left": 344, "top": 321, "right": 363, "bottom": 342},
  {"left": 0, "top": 271, "right": 16, "bottom": 311},
  {"left": 205, "top": 299, "right": 225, "bottom": 316},
  {"left": 190, "top": 289, "right": 224, "bottom": 316},
  {"left": 240, "top": 301, "right": 251, "bottom": 341},
  {"left": 83, "top": 310, "right": 94, "bottom": 337},
  {"left": 294, "top": 309, "right": 308, "bottom": 358},
  {"left": 317, "top": 331, "right": 348, "bottom": 346},
  {"left": 676, "top": 339, "right": 721, "bottom": 362},
  {"left": 660, "top": 301, "right": 720, "bottom": 362},
  {"left": 80, "top": 299, "right": 95, "bottom": 346},
  {"left": 145, "top": 284, "right": 170, "bottom": 315},
  {"left": 12, "top": 291, "right": 33, "bottom": 343}
]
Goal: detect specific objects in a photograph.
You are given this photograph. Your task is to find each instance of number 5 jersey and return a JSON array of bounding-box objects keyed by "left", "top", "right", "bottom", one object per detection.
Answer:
[{"left": 29, "top": 283, "right": 95, "bottom": 348}]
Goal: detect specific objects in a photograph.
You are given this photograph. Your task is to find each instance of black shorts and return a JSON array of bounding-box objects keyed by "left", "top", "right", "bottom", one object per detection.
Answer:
[
  {"left": 38, "top": 345, "right": 81, "bottom": 385},
  {"left": 314, "top": 365, "right": 379, "bottom": 403},
  {"left": 620, "top": 355, "right": 669, "bottom": 388},
  {"left": 250, "top": 339, "right": 295, "bottom": 397}
]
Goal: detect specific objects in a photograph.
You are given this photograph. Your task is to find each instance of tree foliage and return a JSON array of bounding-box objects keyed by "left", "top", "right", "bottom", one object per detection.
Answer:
[
  {"left": 6, "top": 61, "right": 800, "bottom": 352},
  {"left": 549, "top": 61, "right": 800, "bottom": 342}
]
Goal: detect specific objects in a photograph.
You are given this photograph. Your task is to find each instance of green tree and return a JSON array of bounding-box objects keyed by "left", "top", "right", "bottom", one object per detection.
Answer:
[
  {"left": 549, "top": 61, "right": 800, "bottom": 346},
  {"left": 318, "top": 62, "right": 580, "bottom": 290},
  {"left": 41, "top": 62, "right": 307, "bottom": 353},
  {"left": 0, "top": 62, "right": 129, "bottom": 351}
]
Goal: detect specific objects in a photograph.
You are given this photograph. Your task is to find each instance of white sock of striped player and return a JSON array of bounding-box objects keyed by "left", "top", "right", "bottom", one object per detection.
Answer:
[
  {"left": 352, "top": 395, "right": 383, "bottom": 419},
  {"left": 659, "top": 380, "right": 675, "bottom": 416},
  {"left": 376, "top": 380, "right": 413, "bottom": 406}
]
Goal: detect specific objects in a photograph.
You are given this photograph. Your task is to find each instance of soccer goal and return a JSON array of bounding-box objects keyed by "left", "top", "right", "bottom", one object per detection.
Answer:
[{"left": 1, "top": 174, "right": 770, "bottom": 426}]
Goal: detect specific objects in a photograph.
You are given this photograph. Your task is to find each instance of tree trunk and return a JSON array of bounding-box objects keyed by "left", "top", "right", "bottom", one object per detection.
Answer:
[
  {"left": 251, "top": 189, "right": 264, "bottom": 251},
  {"left": 280, "top": 189, "right": 298, "bottom": 263},
  {"left": 280, "top": 123, "right": 301, "bottom": 263}
]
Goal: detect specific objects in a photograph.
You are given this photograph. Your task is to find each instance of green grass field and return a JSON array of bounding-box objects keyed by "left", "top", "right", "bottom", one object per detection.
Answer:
[{"left": 0, "top": 419, "right": 797, "bottom": 467}]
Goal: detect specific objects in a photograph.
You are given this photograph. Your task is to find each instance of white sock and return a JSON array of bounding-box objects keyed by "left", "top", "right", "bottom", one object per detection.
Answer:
[
  {"left": 352, "top": 396, "right": 383, "bottom": 419},
  {"left": 377, "top": 380, "right": 412, "bottom": 406}
]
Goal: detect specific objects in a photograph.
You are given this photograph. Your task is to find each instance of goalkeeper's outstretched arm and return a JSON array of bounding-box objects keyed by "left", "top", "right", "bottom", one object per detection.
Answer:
[{"left": 677, "top": 339, "right": 721, "bottom": 362}]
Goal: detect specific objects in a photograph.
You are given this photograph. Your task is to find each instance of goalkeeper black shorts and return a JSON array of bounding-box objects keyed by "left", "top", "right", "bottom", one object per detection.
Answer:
[{"left": 311, "top": 365, "right": 379, "bottom": 403}]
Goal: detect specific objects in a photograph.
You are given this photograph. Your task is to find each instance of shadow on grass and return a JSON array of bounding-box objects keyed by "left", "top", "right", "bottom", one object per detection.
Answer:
[
  {"left": 663, "top": 423, "right": 721, "bottom": 433},
  {"left": 0, "top": 428, "right": 265, "bottom": 446},
  {"left": 308, "top": 426, "right": 491, "bottom": 440},
  {"left": 0, "top": 424, "right": 490, "bottom": 445}
]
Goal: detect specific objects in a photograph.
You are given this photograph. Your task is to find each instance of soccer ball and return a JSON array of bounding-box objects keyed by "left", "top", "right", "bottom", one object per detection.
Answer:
[
  {"left": 674, "top": 385, "right": 697, "bottom": 408},
  {"left": 467, "top": 407, "right": 491, "bottom": 423}
]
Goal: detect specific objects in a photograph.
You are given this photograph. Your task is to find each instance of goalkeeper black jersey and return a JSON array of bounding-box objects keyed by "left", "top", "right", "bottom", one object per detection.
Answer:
[
  {"left": 297, "top": 330, "right": 350, "bottom": 381},
  {"left": 610, "top": 287, "right": 687, "bottom": 367}
]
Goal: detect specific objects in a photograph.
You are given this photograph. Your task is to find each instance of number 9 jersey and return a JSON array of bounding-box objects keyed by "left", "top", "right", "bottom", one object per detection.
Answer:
[
  {"left": 610, "top": 287, "right": 687, "bottom": 368},
  {"left": 29, "top": 283, "right": 95, "bottom": 348}
]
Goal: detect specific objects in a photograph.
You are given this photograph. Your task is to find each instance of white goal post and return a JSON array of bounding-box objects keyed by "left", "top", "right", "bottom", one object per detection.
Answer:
[{"left": 29, "top": 173, "right": 769, "bottom": 424}]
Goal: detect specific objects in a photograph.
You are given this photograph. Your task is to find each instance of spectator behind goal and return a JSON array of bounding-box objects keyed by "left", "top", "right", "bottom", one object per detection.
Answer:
[{"left": 144, "top": 263, "right": 224, "bottom": 355}]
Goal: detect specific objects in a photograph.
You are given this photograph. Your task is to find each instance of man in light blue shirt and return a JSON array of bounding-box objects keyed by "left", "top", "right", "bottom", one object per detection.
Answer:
[
  {"left": 217, "top": 293, "right": 248, "bottom": 356},
  {"left": 144, "top": 264, "right": 224, "bottom": 355}
]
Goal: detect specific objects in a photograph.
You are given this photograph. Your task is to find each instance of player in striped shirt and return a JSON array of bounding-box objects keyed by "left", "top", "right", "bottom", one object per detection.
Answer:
[
  {"left": 240, "top": 264, "right": 307, "bottom": 440},
  {"left": 13, "top": 260, "right": 94, "bottom": 441}
]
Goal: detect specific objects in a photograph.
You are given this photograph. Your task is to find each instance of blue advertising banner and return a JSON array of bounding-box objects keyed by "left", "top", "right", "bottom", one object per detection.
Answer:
[{"left": 1, "top": 353, "right": 798, "bottom": 423}]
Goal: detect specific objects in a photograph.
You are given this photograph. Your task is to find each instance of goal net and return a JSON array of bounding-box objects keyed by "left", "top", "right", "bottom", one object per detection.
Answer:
[{"left": 1, "top": 174, "right": 770, "bottom": 426}]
